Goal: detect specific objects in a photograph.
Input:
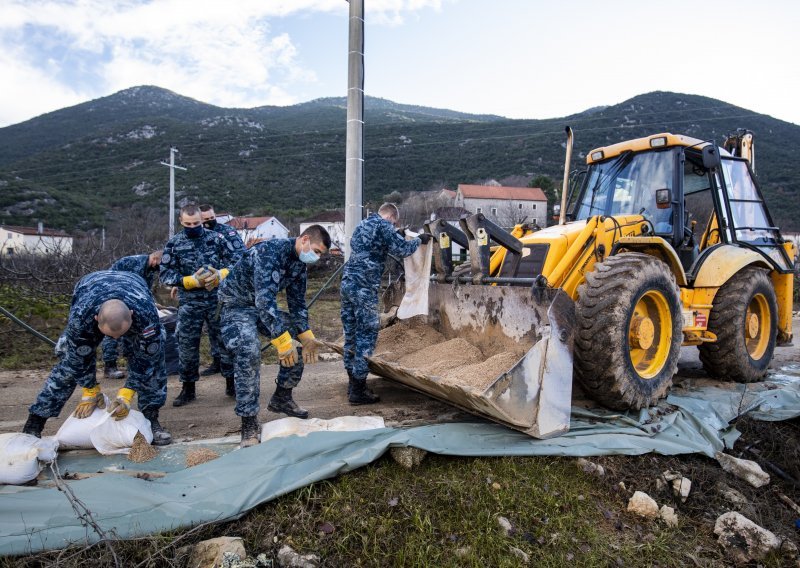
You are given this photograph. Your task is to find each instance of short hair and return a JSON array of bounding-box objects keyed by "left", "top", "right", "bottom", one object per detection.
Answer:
[
  {"left": 300, "top": 224, "right": 331, "bottom": 250},
  {"left": 180, "top": 203, "right": 200, "bottom": 217},
  {"left": 378, "top": 202, "right": 400, "bottom": 221},
  {"left": 97, "top": 300, "right": 132, "bottom": 334},
  {"left": 199, "top": 204, "right": 214, "bottom": 212}
]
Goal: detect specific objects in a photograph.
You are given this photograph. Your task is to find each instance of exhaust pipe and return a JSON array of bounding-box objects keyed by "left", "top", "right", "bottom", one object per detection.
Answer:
[{"left": 559, "top": 126, "right": 573, "bottom": 225}]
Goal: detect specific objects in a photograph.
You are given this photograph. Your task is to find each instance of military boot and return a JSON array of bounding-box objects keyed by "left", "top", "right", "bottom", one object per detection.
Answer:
[
  {"left": 103, "top": 362, "right": 125, "bottom": 380},
  {"left": 240, "top": 415, "right": 260, "bottom": 447},
  {"left": 142, "top": 409, "right": 172, "bottom": 446},
  {"left": 172, "top": 382, "right": 196, "bottom": 407},
  {"left": 346, "top": 370, "right": 357, "bottom": 397},
  {"left": 200, "top": 356, "right": 221, "bottom": 377},
  {"left": 267, "top": 386, "right": 309, "bottom": 419},
  {"left": 225, "top": 376, "right": 236, "bottom": 397},
  {"left": 349, "top": 379, "right": 380, "bottom": 405},
  {"left": 22, "top": 414, "right": 47, "bottom": 438}
]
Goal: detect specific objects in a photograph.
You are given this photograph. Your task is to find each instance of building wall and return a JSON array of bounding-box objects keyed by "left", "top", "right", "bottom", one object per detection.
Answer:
[
  {"left": 299, "top": 222, "right": 346, "bottom": 250},
  {"left": 237, "top": 219, "right": 289, "bottom": 243},
  {"left": 1, "top": 231, "right": 72, "bottom": 255},
  {"left": 456, "top": 196, "right": 547, "bottom": 227}
]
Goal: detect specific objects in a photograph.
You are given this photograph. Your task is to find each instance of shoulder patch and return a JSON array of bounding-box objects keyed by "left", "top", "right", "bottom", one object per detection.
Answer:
[
  {"left": 142, "top": 324, "right": 157, "bottom": 339},
  {"left": 161, "top": 253, "right": 170, "bottom": 263},
  {"left": 76, "top": 345, "right": 93, "bottom": 357},
  {"left": 146, "top": 341, "right": 160, "bottom": 355}
]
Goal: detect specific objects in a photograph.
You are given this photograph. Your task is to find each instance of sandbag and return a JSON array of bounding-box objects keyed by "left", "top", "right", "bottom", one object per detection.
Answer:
[
  {"left": 89, "top": 410, "right": 153, "bottom": 455},
  {"left": 0, "top": 433, "right": 59, "bottom": 485},
  {"left": 54, "top": 395, "right": 111, "bottom": 450},
  {"left": 260, "top": 415, "right": 386, "bottom": 443}
]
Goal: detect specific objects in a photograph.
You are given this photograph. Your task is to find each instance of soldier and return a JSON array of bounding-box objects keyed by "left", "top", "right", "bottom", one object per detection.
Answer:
[
  {"left": 160, "top": 203, "right": 238, "bottom": 406},
  {"left": 219, "top": 225, "right": 330, "bottom": 446},
  {"left": 21, "top": 270, "right": 171, "bottom": 445},
  {"left": 102, "top": 250, "right": 163, "bottom": 380},
  {"left": 198, "top": 204, "right": 245, "bottom": 379},
  {"left": 340, "top": 203, "right": 429, "bottom": 404}
]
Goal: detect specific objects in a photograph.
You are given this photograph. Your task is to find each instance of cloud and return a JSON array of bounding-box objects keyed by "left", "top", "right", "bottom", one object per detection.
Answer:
[{"left": 0, "top": 0, "right": 444, "bottom": 126}]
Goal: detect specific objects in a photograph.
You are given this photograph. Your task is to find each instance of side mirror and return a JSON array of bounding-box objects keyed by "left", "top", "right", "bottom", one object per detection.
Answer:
[
  {"left": 656, "top": 188, "right": 671, "bottom": 209},
  {"left": 702, "top": 145, "right": 720, "bottom": 170}
]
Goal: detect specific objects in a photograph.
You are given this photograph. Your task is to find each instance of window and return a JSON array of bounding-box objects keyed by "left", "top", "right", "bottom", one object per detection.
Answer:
[
  {"left": 518, "top": 203, "right": 523, "bottom": 210},
  {"left": 533, "top": 204, "right": 537, "bottom": 210},
  {"left": 476, "top": 207, "right": 482, "bottom": 214},
  {"left": 491, "top": 207, "right": 498, "bottom": 215}
]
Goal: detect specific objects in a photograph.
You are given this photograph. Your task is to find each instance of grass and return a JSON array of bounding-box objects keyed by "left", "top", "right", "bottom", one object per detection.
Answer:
[{"left": 0, "top": 285, "right": 69, "bottom": 369}]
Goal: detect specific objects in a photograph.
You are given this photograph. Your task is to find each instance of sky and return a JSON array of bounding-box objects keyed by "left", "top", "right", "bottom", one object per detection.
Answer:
[{"left": 1, "top": 0, "right": 798, "bottom": 128}]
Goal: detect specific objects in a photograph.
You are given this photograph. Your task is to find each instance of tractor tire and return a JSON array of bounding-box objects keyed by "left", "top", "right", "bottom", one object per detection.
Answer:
[
  {"left": 698, "top": 267, "right": 777, "bottom": 383},
  {"left": 574, "top": 253, "right": 682, "bottom": 410}
]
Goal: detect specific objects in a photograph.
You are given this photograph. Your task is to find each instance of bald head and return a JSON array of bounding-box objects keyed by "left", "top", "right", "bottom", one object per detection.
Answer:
[{"left": 96, "top": 299, "right": 133, "bottom": 339}]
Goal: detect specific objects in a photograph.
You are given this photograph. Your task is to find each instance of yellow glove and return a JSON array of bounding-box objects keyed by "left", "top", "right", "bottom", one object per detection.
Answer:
[
  {"left": 73, "top": 385, "right": 105, "bottom": 419},
  {"left": 203, "top": 267, "right": 221, "bottom": 290},
  {"left": 271, "top": 331, "right": 298, "bottom": 367},
  {"left": 183, "top": 267, "right": 210, "bottom": 290},
  {"left": 107, "top": 388, "right": 135, "bottom": 420},
  {"left": 297, "top": 329, "right": 319, "bottom": 364},
  {"left": 219, "top": 268, "right": 229, "bottom": 280}
]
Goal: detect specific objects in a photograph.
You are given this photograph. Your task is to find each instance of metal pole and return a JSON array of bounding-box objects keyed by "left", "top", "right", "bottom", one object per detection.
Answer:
[
  {"left": 161, "top": 147, "right": 187, "bottom": 239},
  {"left": 559, "top": 127, "right": 573, "bottom": 225},
  {"left": 344, "top": 0, "right": 364, "bottom": 260}
]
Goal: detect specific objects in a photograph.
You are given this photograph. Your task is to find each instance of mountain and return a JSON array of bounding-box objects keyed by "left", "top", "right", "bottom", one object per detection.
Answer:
[{"left": 0, "top": 86, "right": 798, "bottom": 232}]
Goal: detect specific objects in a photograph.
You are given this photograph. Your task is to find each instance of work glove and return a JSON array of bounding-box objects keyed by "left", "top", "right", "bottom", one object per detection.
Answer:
[
  {"left": 396, "top": 225, "right": 409, "bottom": 238},
  {"left": 418, "top": 233, "right": 432, "bottom": 245},
  {"left": 169, "top": 287, "right": 178, "bottom": 300},
  {"left": 297, "top": 329, "right": 319, "bottom": 364},
  {"left": 107, "top": 388, "right": 135, "bottom": 421},
  {"left": 183, "top": 267, "right": 210, "bottom": 290},
  {"left": 73, "top": 385, "right": 105, "bottom": 419},
  {"left": 202, "top": 267, "right": 230, "bottom": 291},
  {"left": 271, "top": 331, "right": 299, "bottom": 367}
]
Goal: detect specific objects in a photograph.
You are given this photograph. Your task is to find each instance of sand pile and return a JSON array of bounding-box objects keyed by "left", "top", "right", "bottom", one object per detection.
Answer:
[
  {"left": 186, "top": 448, "right": 220, "bottom": 468},
  {"left": 127, "top": 431, "right": 158, "bottom": 463}
]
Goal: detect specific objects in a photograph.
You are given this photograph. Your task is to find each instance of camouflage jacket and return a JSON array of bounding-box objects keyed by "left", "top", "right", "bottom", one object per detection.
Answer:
[
  {"left": 110, "top": 254, "right": 157, "bottom": 289},
  {"left": 218, "top": 238, "right": 309, "bottom": 339},
  {"left": 209, "top": 221, "right": 245, "bottom": 266},
  {"left": 159, "top": 228, "right": 237, "bottom": 303}
]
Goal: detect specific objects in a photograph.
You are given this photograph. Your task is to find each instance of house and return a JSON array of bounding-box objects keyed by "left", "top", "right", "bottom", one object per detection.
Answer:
[
  {"left": 224, "top": 216, "right": 289, "bottom": 246},
  {"left": 299, "top": 210, "right": 345, "bottom": 252},
  {"left": 0, "top": 223, "right": 73, "bottom": 256},
  {"left": 454, "top": 184, "right": 547, "bottom": 228}
]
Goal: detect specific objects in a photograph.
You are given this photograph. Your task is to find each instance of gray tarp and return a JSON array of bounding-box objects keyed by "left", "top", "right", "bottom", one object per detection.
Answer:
[{"left": 1, "top": 373, "right": 799, "bottom": 556}]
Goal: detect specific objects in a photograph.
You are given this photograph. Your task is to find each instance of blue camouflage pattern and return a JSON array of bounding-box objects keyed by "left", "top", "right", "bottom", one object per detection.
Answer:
[
  {"left": 30, "top": 271, "right": 166, "bottom": 418},
  {"left": 159, "top": 228, "right": 237, "bottom": 382},
  {"left": 206, "top": 222, "right": 245, "bottom": 359},
  {"left": 219, "top": 238, "right": 310, "bottom": 416},
  {"left": 341, "top": 213, "right": 420, "bottom": 380},
  {"left": 103, "top": 254, "right": 158, "bottom": 363}
]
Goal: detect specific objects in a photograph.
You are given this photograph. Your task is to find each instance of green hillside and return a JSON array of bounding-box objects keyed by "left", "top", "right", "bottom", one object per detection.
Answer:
[{"left": 0, "top": 87, "right": 797, "bottom": 232}]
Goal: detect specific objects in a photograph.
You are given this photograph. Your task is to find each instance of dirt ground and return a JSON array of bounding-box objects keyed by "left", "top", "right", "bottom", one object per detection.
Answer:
[{"left": 1, "top": 317, "right": 798, "bottom": 442}]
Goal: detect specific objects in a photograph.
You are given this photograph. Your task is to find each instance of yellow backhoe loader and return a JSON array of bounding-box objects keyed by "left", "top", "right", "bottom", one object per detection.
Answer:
[{"left": 340, "top": 128, "right": 796, "bottom": 439}]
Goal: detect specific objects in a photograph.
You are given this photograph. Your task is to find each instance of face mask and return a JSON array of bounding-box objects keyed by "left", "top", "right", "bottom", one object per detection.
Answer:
[
  {"left": 299, "top": 240, "right": 320, "bottom": 264},
  {"left": 203, "top": 219, "right": 217, "bottom": 230},
  {"left": 184, "top": 225, "right": 203, "bottom": 238}
]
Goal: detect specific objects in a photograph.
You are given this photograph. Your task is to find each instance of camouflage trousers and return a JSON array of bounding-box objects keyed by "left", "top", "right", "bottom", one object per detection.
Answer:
[
  {"left": 30, "top": 328, "right": 167, "bottom": 418},
  {"left": 220, "top": 306, "right": 305, "bottom": 417},
  {"left": 101, "top": 336, "right": 132, "bottom": 364},
  {"left": 340, "top": 285, "right": 380, "bottom": 381},
  {"left": 177, "top": 299, "right": 232, "bottom": 383}
]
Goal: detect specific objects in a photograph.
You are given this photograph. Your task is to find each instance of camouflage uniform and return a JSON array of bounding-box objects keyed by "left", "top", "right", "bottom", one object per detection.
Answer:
[
  {"left": 205, "top": 221, "right": 245, "bottom": 362},
  {"left": 340, "top": 213, "right": 420, "bottom": 381},
  {"left": 102, "top": 254, "right": 158, "bottom": 365},
  {"left": 159, "top": 228, "right": 237, "bottom": 384},
  {"left": 218, "top": 239, "right": 309, "bottom": 417},
  {"left": 29, "top": 271, "right": 166, "bottom": 418}
]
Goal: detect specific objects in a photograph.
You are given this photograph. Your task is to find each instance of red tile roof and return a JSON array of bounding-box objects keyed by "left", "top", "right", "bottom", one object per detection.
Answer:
[
  {"left": 457, "top": 185, "right": 547, "bottom": 201},
  {"left": 226, "top": 216, "right": 273, "bottom": 230},
  {"left": 1, "top": 224, "right": 70, "bottom": 237}
]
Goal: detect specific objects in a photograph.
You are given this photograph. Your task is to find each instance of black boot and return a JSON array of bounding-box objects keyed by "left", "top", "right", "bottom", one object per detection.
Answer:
[
  {"left": 347, "top": 371, "right": 357, "bottom": 397},
  {"left": 142, "top": 409, "right": 172, "bottom": 446},
  {"left": 267, "top": 386, "right": 309, "bottom": 419},
  {"left": 225, "top": 376, "right": 235, "bottom": 397},
  {"left": 103, "top": 362, "right": 125, "bottom": 380},
  {"left": 349, "top": 379, "right": 380, "bottom": 405},
  {"left": 200, "top": 356, "right": 221, "bottom": 376},
  {"left": 22, "top": 414, "right": 47, "bottom": 438},
  {"left": 240, "top": 415, "right": 260, "bottom": 447},
  {"left": 172, "top": 382, "right": 196, "bottom": 407}
]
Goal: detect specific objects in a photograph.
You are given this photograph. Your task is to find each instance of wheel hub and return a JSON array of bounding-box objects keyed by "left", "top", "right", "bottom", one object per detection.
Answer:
[
  {"left": 630, "top": 316, "right": 655, "bottom": 350},
  {"left": 747, "top": 312, "right": 760, "bottom": 339}
]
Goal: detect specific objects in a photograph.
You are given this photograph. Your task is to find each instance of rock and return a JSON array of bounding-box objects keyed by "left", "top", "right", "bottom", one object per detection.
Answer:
[
  {"left": 184, "top": 536, "right": 246, "bottom": 568},
  {"left": 659, "top": 505, "right": 678, "bottom": 527},
  {"left": 454, "top": 546, "right": 471, "bottom": 558},
  {"left": 714, "top": 511, "right": 783, "bottom": 564},
  {"left": 318, "top": 352, "right": 341, "bottom": 362},
  {"left": 715, "top": 483, "right": 749, "bottom": 508},
  {"left": 277, "top": 544, "right": 320, "bottom": 568},
  {"left": 627, "top": 491, "right": 659, "bottom": 519},
  {"left": 715, "top": 452, "right": 770, "bottom": 488},
  {"left": 390, "top": 446, "right": 427, "bottom": 469},
  {"left": 576, "top": 458, "right": 605, "bottom": 477},
  {"left": 660, "top": 471, "right": 691, "bottom": 502},
  {"left": 497, "top": 516, "right": 514, "bottom": 536},
  {"left": 617, "top": 481, "right": 626, "bottom": 492},
  {"left": 509, "top": 546, "right": 530, "bottom": 563}
]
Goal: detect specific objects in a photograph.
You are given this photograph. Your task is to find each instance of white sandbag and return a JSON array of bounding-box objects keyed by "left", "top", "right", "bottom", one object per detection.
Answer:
[
  {"left": 54, "top": 395, "right": 111, "bottom": 450},
  {"left": 260, "top": 415, "right": 386, "bottom": 443},
  {"left": 0, "top": 433, "right": 59, "bottom": 485},
  {"left": 397, "top": 230, "right": 433, "bottom": 319},
  {"left": 89, "top": 410, "right": 153, "bottom": 455}
]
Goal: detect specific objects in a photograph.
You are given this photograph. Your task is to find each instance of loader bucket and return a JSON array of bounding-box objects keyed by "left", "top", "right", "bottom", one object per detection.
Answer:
[{"left": 334, "top": 282, "right": 575, "bottom": 438}]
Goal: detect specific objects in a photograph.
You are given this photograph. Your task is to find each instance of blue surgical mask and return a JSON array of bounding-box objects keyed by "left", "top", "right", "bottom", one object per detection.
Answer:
[
  {"left": 299, "top": 240, "right": 320, "bottom": 264},
  {"left": 184, "top": 225, "right": 203, "bottom": 238}
]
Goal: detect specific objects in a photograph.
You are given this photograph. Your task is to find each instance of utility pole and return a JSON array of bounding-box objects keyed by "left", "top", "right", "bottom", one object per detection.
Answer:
[
  {"left": 344, "top": 0, "right": 364, "bottom": 259},
  {"left": 160, "top": 147, "right": 187, "bottom": 239}
]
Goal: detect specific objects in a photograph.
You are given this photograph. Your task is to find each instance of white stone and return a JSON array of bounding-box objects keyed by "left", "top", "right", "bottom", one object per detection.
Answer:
[
  {"left": 390, "top": 446, "right": 427, "bottom": 469},
  {"left": 714, "top": 512, "right": 782, "bottom": 564},
  {"left": 497, "top": 516, "right": 514, "bottom": 536},
  {"left": 715, "top": 452, "right": 770, "bottom": 488},
  {"left": 576, "top": 458, "right": 605, "bottom": 477},
  {"left": 184, "top": 536, "right": 246, "bottom": 568},
  {"left": 627, "top": 491, "right": 659, "bottom": 519},
  {"left": 509, "top": 546, "right": 530, "bottom": 563},
  {"left": 659, "top": 505, "right": 678, "bottom": 527},
  {"left": 716, "top": 483, "right": 749, "bottom": 508},
  {"left": 277, "top": 544, "right": 320, "bottom": 568}
]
